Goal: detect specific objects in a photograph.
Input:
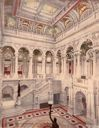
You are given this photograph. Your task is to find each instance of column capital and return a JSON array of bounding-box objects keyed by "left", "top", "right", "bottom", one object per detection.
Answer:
[
  {"left": 29, "top": 54, "right": 33, "bottom": 59},
  {"left": 74, "top": 51, "right": 81, "bottom": 55},
  {"left": 15, "top": 50, "right": 18, "bottom": 55},
  {"left": 42, "top": 55, "right": 46, "bottom": 60}
]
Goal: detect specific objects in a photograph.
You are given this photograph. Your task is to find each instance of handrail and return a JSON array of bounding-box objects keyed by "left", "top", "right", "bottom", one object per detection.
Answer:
[{"left": 21, "top": 80, "right": 49, "bottom": 98}]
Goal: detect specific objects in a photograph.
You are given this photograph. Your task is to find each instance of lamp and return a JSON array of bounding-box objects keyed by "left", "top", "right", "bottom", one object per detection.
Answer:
[
  {"left": 48, "top": 100, "right": 53, "bottom": 114},
  {"left": 48, "top": 100, "right": 59, "bottom": 128}
]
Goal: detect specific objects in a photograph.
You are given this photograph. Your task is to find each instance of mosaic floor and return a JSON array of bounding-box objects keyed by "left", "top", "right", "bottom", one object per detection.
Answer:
[{"left": 2, "top": 106, "right": 87, "bottom": 128}]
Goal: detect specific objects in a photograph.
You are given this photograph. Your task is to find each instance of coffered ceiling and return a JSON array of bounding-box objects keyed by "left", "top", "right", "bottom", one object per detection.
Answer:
[{"left": 4, "top": 0, "right": 96, "bottom": 37}]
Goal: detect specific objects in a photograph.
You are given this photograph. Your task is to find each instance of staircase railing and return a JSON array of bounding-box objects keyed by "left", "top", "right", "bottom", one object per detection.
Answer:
[{"left": 21, "top": 80, "right": 49, "bottom": 98}]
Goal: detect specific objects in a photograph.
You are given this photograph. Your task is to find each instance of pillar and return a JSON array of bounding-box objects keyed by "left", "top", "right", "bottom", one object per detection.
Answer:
[
  {"left": 14, "top": 51, "right": 18, "bottom": 78},
  {"left": 90, "top": 92, "right": 96, "bottom": 123},
  {"left": 28, "top": 53, "right": 33, "bottom": 78},
  {"left": 63, "top": 56, "right": 66, "bottom": 75},
  {"left": 53, "top": 56, "right": 57, "bottom": 76},
  {"left": 77, "top": 52, "right": 81, "bottom": 78},
  {"left": 87, "top": 92, "right": 91, "bottom": 121},
  {"left": 93, "top": 50, "right": 96, "bottom": 78},
  {"left": 85, "top": 56, "right": 88, "bottom": 77},
  {"left": 42, "top": 55, "right": 46, "bottom": 78},
  {"left": 73, "top": 54, "right": 76, "bottom": 77},
  {"left": 61, "top": 57, "right": 64, "bottom": 75}
]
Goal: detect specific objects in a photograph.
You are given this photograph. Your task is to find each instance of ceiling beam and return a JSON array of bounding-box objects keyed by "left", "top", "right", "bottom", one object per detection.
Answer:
[
  {"left": 13, "top": 0, "right": 21, "bottom": 16},
  {"left": 35, "top": 0, "right": 45, "bottom": 15},
  {"left": 52, "top": 0, "right": 80, "bottom": 26}
]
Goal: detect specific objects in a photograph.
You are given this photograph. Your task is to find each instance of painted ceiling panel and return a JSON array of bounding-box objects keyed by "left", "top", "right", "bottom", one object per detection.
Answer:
[
  {"left": 24, "top": 0, "right": 40, "bottom": 9},
  {"left": 41, "top": 4, "right": 58, "bottom": 15},
  {"left": 4, "top": 0, "right": 95, "bottom": 37}
]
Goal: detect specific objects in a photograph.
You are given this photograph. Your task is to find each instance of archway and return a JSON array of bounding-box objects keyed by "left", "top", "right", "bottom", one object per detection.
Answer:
[
  {"left": 66, "top": 46, "right": 74, "bottom": 76},
  {"left": 75, "top": 91, "right": 87, "bottom": 116},
  {"left": 45, "top": 51, "right": 53, "bottom": 76},
  {"left": 80, "top": 39, "right": 92, "bottom": 78},
  {"left": 33, "top": 49, "right": 42, "bottom": 77},
  {"left": 2, "top": 46, "right": 15, "bottom": 77},
  {"left": 2, "top": 86, "right": 14, "bottom": 101},
  {"left": 18, "top": 48, "right": 29, "bottom": 78}
]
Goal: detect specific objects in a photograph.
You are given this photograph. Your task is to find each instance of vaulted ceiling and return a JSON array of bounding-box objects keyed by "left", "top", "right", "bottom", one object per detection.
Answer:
[{"left": 4, "top": 0, "right": 97, "bottom": 37}]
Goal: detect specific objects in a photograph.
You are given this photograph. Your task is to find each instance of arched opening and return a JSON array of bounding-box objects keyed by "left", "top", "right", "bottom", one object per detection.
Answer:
[
  {"left": 75, "top": 91, "right": 87, "bottom": 116},
  {"left": 2, "top": 86, "right": 14, "bottom": 101},
  {"left": 45, "top": 51, "right": 53, "bottom": 76},
  {"left": 80, "top": 39, "right": 92, "bottom": 78},
  {"left": 18, "top": 48, "right": 29, "bottom": 78},
  {"left": 33, "top": 49, "right": 42, "bottom": 77},
  {"left": 66, "top": 46, "right": 74, "bottom": 76},
  {"left": 56, "top": 50, "right": 62, "bottom": 74},
  {"left": 2, "top": 46, "right": 15, "bottom": 77}
]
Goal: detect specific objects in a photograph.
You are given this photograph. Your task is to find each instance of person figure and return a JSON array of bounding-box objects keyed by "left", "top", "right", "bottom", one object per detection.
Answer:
[
  {"left": 15, "top": 81, "right": 21, "bottom": 106},
  {"left": 49, "top": 111, "right": 59, "bottom": 128},
  {"left": 17, "top": 81, "right": 21, "bottom": 97}
]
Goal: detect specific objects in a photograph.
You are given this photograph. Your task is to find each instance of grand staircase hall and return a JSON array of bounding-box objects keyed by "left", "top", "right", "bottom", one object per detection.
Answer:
[{"left": 0, "top": 0, "right": 99, "bottom": 128}]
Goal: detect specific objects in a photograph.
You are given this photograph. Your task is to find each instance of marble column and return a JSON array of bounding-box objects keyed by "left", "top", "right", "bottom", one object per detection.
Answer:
[
  {"left": 53, "top": 56, "right": 57, "bottom": 76},
  {"left": 61, "top": 57, "right": 64, "bottom": 75},
  {"left": 93, "top": 51, "right": 96, "bottom": 78},
  {"left": 77, "top": 52, "right": 81, "bottom": 78},
  {"left": 87, "top": 92, "right": 91, "bottom": 121},
  {"left": 42, "top": 55, "right": 46, "bottom": 78},
  {"left": 28, "top": 54, "right": 33, "bottom": 78},
  {"left": 90, "top": 92, "right": 96, "bottom": 123},
  {"left": 73, "top": 54, "right": 76, "bottom": 78},
  {"left": 14, "top": 51, "right": 18, "bottom": 78},
  {"left": 63, "top": 56, "right": 66, "bottom": 75},
  {"left": 68, "top": 86, "right": 73, "bottom": 114},
  {"left": 85, "top": 56, "right": 88, "bottom": 77}
]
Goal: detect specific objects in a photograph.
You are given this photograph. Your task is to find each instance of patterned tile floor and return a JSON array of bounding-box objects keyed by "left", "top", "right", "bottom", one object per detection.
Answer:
[{"left": 2, "top": 106, "right": 87, "bottom": 128}]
